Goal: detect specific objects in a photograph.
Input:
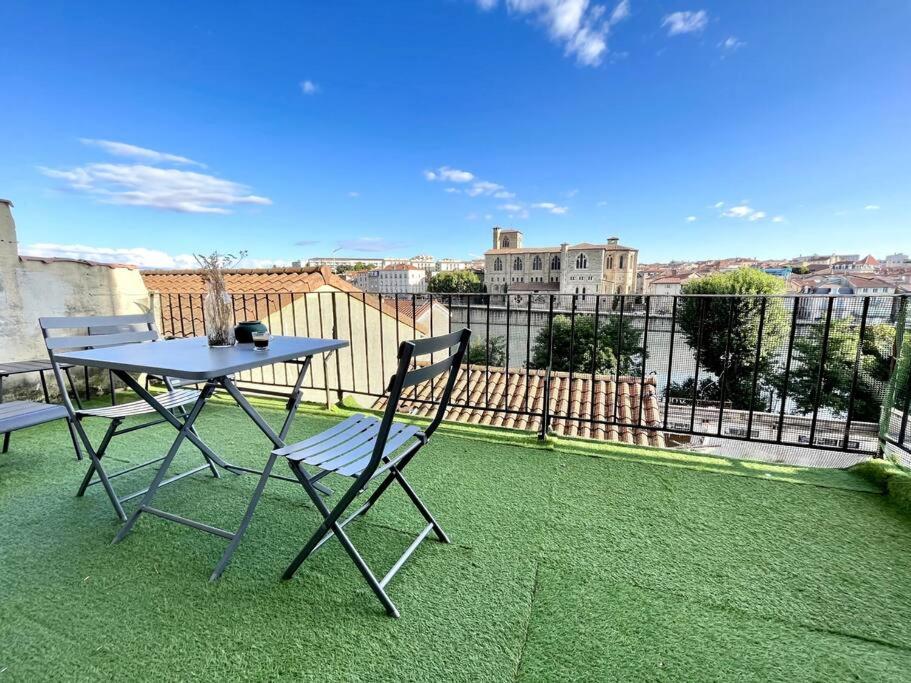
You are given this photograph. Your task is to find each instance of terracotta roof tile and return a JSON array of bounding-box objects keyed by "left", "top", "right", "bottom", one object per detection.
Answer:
[
  {"left": 142, "top": 266, "right": 426, "bottom": 337},
  {"left": 373, "top": 366, "right": 665, "bottom": 448}
]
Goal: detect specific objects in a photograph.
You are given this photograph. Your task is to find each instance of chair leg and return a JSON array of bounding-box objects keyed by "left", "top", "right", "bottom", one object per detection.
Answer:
[
  {"left": 2, "top": 432, "right": 9, "bottom": 454},
  {"left": 283, "top": 463, "right": 401, "bottom": 617},
  {"left": 65, "top": 418, "right": 83, "bottom": 461},
  {"left": 71, "top": 417, "right": 126, "bottom": 521},
  {"left": 77, "top": 419, "right": 120, "bottom": 496},
  {"left": 361, "top": 452, "right": 449, "bottom": 544}
]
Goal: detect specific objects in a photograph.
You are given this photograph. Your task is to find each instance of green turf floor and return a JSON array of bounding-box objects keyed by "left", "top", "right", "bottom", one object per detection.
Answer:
[{"left": 2, "top": 398, "right": 910, "bottom": 681}]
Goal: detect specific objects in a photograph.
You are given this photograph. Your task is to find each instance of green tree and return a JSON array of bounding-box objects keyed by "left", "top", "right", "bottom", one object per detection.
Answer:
[
  {"left": 467, "top": 336, "right": 506, "bottom": 366},
  {"left": 335, "top": 262, "right": 372, "bottom": 274},
  {"left": 530, "top": 313, "right": 644, "bottom": 375},
  {"left": 791, "top": 265, "right": 810, "bottom": 275},
  {"left": 782, "top": 319, "right": 894, "bottom": 422},
  {"left": 679, "top": 268, "right": 788, "bottom": 410},
  {"left": 665, "top": 377, "right": 721, "bottom": 403},
  {"left": 427, "top": 270, "right": 484, "bottom": 293}
]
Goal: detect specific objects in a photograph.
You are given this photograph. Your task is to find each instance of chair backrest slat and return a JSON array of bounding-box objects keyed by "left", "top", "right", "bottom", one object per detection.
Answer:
[
  {"left": 400, "top": 351, "right": 459, "bottom": 389},
  {"left": 407, "top": 329, "right": 465, "bottom": 356},
  {"left": 44, "top": 329, "right": 158, "bottom": 351},
  {"left": 39, "top": 313, "right": 153, "bottom": 330}
]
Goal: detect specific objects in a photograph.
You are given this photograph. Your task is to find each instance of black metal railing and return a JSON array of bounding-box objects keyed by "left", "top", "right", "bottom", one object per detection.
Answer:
[{"left": 154, "top": 290, "right": 911, "bottom": 467}]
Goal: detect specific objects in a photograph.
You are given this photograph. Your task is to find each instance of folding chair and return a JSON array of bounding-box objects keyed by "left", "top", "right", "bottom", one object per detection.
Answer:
[
  {"left": 277, "top": 328, "right": 471, "bottom": 618},
  {"left": 39, "top": 313, "right": 220, "bottom": 521}
]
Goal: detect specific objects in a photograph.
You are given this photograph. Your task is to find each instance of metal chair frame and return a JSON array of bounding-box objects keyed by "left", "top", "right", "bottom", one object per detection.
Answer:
[
  {"left": 39, "top": 313, "right": 219, "bottom": 521},
  {"left": 278, "top": 328, "right": 471, "bottom": 617}
]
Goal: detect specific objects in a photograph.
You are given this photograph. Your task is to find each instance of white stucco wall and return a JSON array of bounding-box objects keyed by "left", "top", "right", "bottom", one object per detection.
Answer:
[{"left": 0, "top": 200, "right": 151, "bottom": 397}]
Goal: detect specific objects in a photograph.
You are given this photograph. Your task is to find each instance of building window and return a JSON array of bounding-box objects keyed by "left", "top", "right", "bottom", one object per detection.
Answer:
[
  {"left": 532, "top": 255, "right": 542, "bottom": 270},
  {"left": 513, "top": 257, "right": 523, "bottom": 270},
  {"left": 619, "top": 255, "right": 626, "bottom": 269},
  {"left": 494, "top": 257, "right": 503, "bottom": 271},
  {"left": 575, "top": 253, "right": 587, "bottom": 269},
  {"left": 551, "top": 254, "right": 561, "bottom": 270},
  {"left": 502, "top": 237, "right": 511, "bottom": 248},
  {"left": 607, "top": 255, "right": 613, "bottom": 269}
]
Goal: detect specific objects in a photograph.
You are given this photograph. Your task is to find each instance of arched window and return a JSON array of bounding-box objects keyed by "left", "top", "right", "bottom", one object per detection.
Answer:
[
  {"left": 619, "top": 255, "right": 626, "bottom": 269},
  {"left": 532, "top": 255, "right": 542, "bottom": 270},
  {"left": 513, "top": 257, "right": 523, "bottom": 270},
  {"left": 502, "top": 237, "right": 511, "bottom": 248},
  {"left": 494, "top": 257, "right": 503, "bottom": 271},
  {"left": 607, "top": 255, "right": 613, "bottom": 269},
  {"left": 575, "top": 253, "right": 588, "bottom": 269},
  {"left": 550, "top": 254, "right": 561, "bottom": 270}
]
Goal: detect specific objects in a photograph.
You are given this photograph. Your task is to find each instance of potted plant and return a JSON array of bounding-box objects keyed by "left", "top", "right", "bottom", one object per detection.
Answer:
[{"left": 195, "top": 251, "right": 246, "bottom": 347}]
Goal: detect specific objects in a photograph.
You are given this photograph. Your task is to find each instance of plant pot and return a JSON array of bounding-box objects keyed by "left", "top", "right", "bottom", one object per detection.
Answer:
[{"left": 234, "top": 320, "right": 268, "bottom": 344}]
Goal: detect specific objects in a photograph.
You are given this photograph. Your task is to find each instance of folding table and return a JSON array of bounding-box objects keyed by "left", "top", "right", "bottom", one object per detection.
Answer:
[{"left": 56, "top": 335, "right": 348, "bottom": 580}]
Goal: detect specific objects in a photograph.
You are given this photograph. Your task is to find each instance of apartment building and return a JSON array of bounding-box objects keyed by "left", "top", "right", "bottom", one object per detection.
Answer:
[{"left": 354, "top": 263, "right": 427, "bottom": 293}]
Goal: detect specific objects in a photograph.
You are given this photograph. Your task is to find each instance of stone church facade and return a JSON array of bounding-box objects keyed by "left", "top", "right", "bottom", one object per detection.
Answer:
[{"left": 483, "top": 226, "right": 638, "bottom": 297}]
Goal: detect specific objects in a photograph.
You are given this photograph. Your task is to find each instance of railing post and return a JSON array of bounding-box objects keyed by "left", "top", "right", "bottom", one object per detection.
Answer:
[
  {"left": 880, "top": 295, "right": 909, "bottom": 457},
  {"left": 540, "top": 294, "right": 555, "bottom": 440}
]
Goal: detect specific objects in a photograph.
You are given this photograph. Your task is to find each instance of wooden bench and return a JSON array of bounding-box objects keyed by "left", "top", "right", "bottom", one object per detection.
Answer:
[{"left": 0, "top": 400, "right": 78, "bottom": 455}]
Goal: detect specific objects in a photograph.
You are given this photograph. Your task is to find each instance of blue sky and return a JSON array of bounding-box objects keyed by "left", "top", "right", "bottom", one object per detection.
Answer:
[{"left": 1, "top": 1, "right": 909, "bottom": 267}]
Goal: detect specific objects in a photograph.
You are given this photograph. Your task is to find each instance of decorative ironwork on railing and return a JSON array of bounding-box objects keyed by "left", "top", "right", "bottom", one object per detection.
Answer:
[{"left": 153, "top": 290, "right": 911, "bottom": 467}]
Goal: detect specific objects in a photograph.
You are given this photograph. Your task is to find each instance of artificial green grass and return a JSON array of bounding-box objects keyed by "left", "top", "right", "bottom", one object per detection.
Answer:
[{"left": 2, "top": 398, "right": 911, "bottom": 681}]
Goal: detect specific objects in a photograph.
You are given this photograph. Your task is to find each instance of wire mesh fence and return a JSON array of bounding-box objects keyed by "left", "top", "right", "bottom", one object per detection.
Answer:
[{"left": 155, "top": 290, "right": 911, "bottom": 468}]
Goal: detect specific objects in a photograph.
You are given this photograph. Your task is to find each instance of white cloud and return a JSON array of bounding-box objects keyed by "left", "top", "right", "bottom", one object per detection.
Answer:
[
  {"left": 21, "top": 242, "right": 198, "bottom": 269},
  {"left": 865, "top": 204, "right": 880, "bottom": 210},
  {"left": 300, "top": 80, "right": 319, "bottom": 95},
  {"left": 662, "top": 10, "right": 708, "bottom": 36},
  {"left": 565, "top": 188, "right": 580, "bottom": 198},
  {"left": 685, "top": 215, "right": 697, "bottom": 222},
  {"left": 467, "top": 180, "right": 507, "bottom": 197},
  {"left": 40, "top": 163, "right": 271, "bottom": 214},
  {"left": 425, "top": 166, "right": 475, "bottom": 183},
  {"left": 79, "top": 139, "right": 203, "bottom": 167},
  {"left": 499, "top": 202, "right": 530, "bottom": 218},
  {"left": 532, "top": 201, "right": 569, "bottom": 214},
  {"left": 478, "top": 0, "right": 630, "bottom": 67},
  {"left": 335, "top": 237, "right": 408, "bottom": 253},
  {"left": 719, "top": 36, "right": 745, "bottom": 51},
  {"left": 610, "top": 0, "right": 630, "bottom": 24},
  {"left": 347, "top": 191, "right": 360, "bottom": 198},
  {"left": 444, "top": 187, "right": 461, "bottom": 194},
  {"left": 719, "top": 203, "right": 777, "bottom": 222}
]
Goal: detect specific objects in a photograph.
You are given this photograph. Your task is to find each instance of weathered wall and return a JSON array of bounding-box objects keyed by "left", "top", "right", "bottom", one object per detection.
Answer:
[{"left": 0, "top": 200, "right": 151, "bottom": 397}]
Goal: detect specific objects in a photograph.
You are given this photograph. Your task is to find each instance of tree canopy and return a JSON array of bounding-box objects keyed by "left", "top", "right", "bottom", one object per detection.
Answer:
[
  {"left": 427, "top": 270, "right": 484, "bottom": 293},
  {"left": 781, "top": 319, "right": 894, "bottom": 422},
  {"left": 678, "top": 268, "right": 788, "bottom": 410},
  {"left": 467, "top": 335, "right": 506, "bottom": 367},
  {"left": 530, "top": 313, "right": 644, "bottom": 375}
]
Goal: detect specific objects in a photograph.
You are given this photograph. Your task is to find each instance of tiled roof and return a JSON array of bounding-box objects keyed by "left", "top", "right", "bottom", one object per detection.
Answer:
[
  {"left": 389, "top": 297, "right": 434, "bottom": 322},
  {"left": 142, "top": 266, "right": 341, "bottom": 294},
  {"left": 142, "top": 266, "right": 425, "bottom": 337},
  {"left": 373, "top": 366, "right": 665, "bottom": 447}
]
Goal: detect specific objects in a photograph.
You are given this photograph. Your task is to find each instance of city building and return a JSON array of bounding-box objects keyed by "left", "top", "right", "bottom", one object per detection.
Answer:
[
  {"left": 354, "top": 263, "right": 427, "bottom": 293},
  {"left": 885, "top": 253, "right": 910, "bottom": 265},
  {"left": 484, "top": 227, "right": 638, "bottom": 297},
  {"left": 436, "top": 258, "right": 482, "bottom": 272},
  {"left": 300, "top": 254, "right": 436, "bottom": 272}
]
